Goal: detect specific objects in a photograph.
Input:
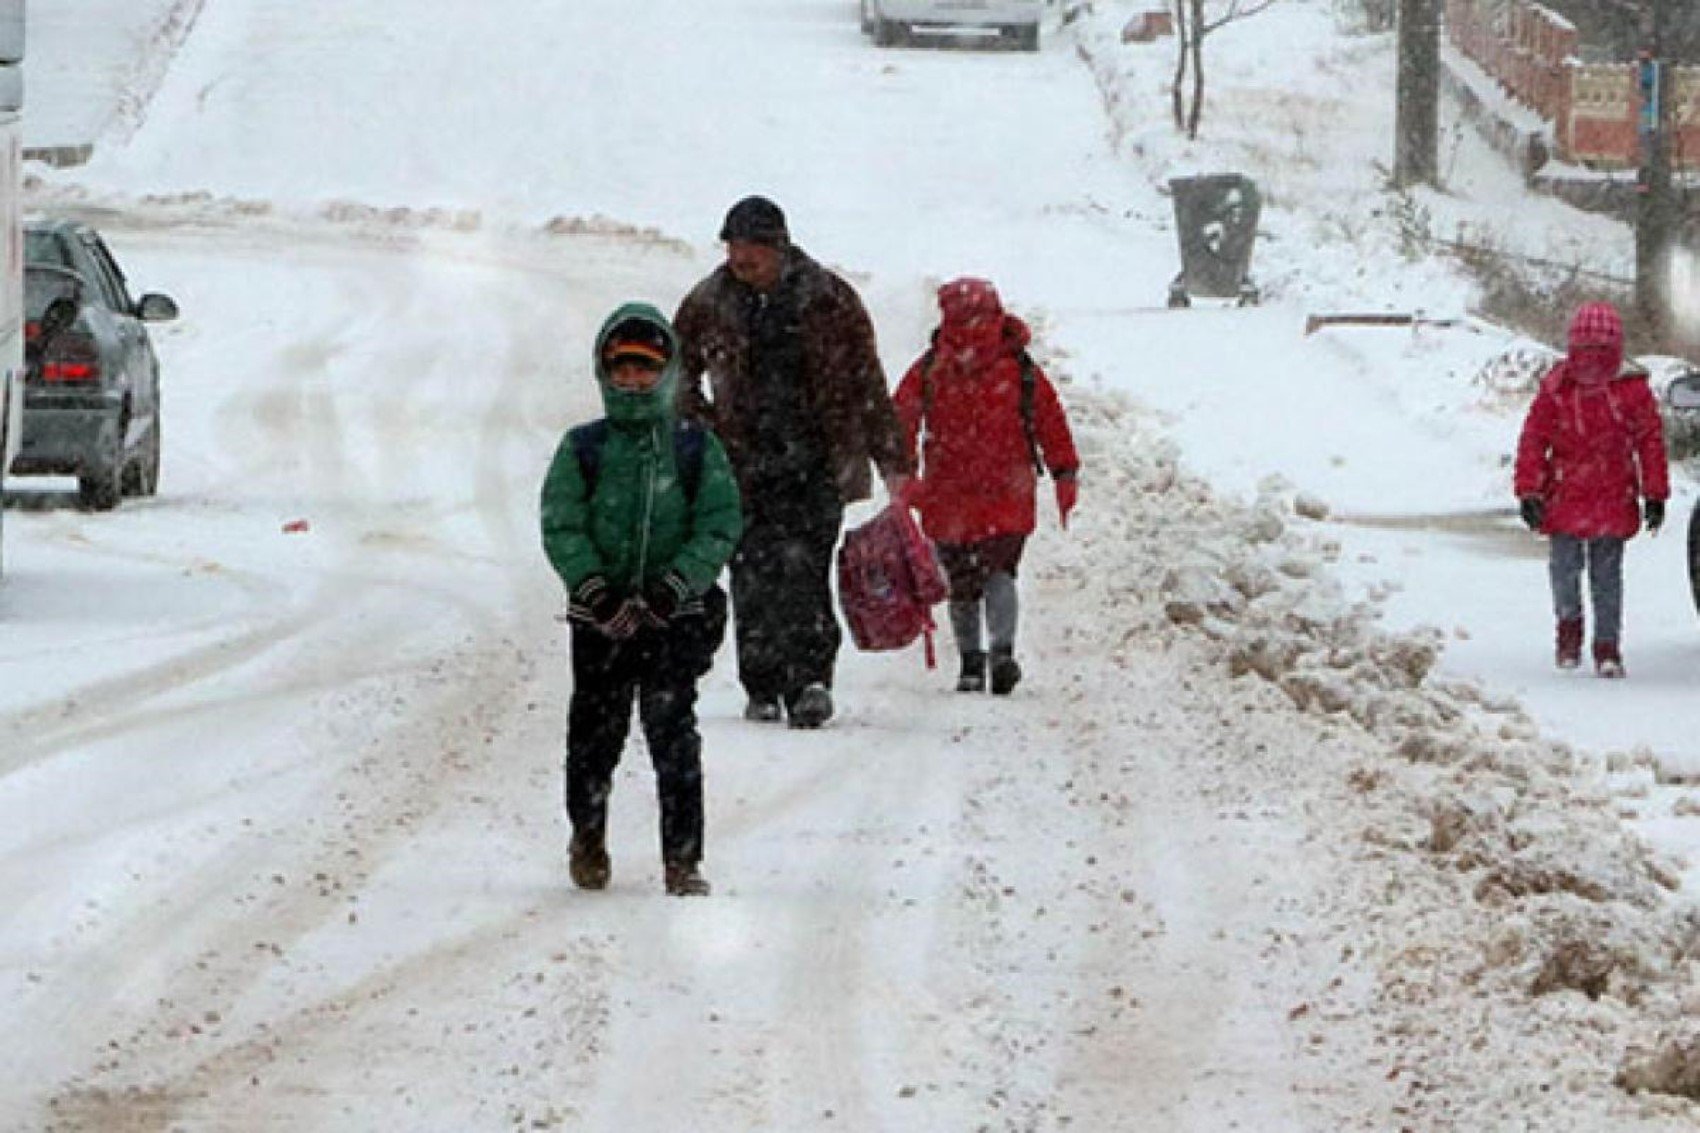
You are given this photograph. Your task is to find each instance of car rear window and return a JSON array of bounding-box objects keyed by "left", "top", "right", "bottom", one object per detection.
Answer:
[
  {"left": 25, "top": 229, "right": 71, "bottom": 270},
  {"left": 24, "top": 264, "right": 80, "bottom": 320}
]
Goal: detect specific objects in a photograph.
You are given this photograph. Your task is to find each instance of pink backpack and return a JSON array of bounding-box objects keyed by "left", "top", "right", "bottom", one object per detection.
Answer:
[{"left": 837, "top": 505, "right": 950, "bottom": 665}]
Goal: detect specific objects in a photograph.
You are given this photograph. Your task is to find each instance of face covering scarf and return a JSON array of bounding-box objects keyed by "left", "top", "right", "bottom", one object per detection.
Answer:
[{"left": 1568, "top": 345, "right": 1617, "bottom": 388}]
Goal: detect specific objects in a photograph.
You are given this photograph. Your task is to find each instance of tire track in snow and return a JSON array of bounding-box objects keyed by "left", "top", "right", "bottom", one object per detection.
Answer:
[{"left": 6, "top": 213, "right": 658, "bottom": 1127}]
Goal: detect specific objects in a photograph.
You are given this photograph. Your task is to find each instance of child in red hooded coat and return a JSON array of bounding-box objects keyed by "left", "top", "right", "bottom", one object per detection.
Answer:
[
  {"left": 1513, "top": 300, "right": 1669, "bottom": 678},
  {"left": 893, "top": 278, "right": 1080, "bottom": 694}
]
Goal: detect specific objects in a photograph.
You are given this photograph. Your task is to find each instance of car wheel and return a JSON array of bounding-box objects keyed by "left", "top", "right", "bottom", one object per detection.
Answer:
[
  {"left": 142, "top": 411, "right": 161, "bottom": 497},
  {"left": 860, "top": 0, "right": 874, "bottom": 34},
  {"left": 874, "top": 17, "right": 902, "bottom": 46},
  {"left": 1018, "top": 23, "right": 1039, "bottom": 51},
  {"left": 79, "top": 422, "right": 123, "bottom": 511},
  {"left": 122, "top": 415, "right": 160, "bottom": 497}
]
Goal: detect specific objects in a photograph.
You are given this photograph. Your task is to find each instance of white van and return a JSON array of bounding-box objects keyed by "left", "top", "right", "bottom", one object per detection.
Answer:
[{"left": 861, "top": 0, "right": 1042, "bottom": 51}]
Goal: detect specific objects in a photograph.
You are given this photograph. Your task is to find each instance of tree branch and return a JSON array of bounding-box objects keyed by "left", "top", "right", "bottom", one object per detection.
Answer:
[{"left": 1202, "top": 0, "right": 1278, "bottom": 36}]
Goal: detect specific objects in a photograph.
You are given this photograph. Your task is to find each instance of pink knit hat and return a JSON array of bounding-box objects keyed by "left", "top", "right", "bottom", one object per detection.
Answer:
[{"left": 1567, "top": 301, "right": 1622, "bottom": 351}]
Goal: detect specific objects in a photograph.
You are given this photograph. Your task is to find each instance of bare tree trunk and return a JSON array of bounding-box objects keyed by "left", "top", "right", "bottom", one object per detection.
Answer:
[
  {"left": 1393, "top": 0, "right": 1440, "bottom": 186},
  {"left": 1170, "top": 0, "right": 1190, "bottom": 132},
  {"left": 1635, "top": 0, "right": 1675, "bottom": 348},
  {"left": 1166, "top": 0, "right": 1276, "bottom": 140},
  {"left": 1186, "top": 0, "right": 1206, "bottom": 139}
]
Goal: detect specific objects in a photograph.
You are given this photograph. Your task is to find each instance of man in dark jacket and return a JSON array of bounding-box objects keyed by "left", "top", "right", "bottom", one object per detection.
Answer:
[
  {"left": 541, "top": 303, "right": 743, "bottom": 896},
  {"left": 673, "top": 196, "right": 911, "bottom": 729}
]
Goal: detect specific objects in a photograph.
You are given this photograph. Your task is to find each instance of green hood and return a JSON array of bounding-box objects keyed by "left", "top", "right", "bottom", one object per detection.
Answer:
[{"left": 594, "top": 302, "right": 680, "bottom": 429}]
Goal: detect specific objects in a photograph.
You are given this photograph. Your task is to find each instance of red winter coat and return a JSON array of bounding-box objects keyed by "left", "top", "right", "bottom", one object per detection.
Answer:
[
  {"left": 893, "top": 302, "right": 1078, "bottom": 545},
  {"left": 1513, "top": 329, "right": 1669, "bottom": 540}
]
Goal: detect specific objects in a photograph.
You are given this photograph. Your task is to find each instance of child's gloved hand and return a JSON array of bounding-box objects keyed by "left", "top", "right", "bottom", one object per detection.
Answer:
[
  {"left": 1055, "top": 474, "right": 1078, "bottom": 529},
  {"left": 1644, "top": 498, "right": 1665, "bottom": 535},
  {"left": 573, "top": 574, "right": 642, "bottom": 639},
  {"left": 642, "top": 570, "right": 692, "bottom": 624},
  {"left": 1518, "top": 496, "right": 1544, "bottom": 531}
]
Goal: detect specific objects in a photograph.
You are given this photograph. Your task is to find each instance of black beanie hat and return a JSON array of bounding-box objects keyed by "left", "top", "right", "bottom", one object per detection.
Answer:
[{"left": 719, "top": 195, "right": 789, "bottom": 246}]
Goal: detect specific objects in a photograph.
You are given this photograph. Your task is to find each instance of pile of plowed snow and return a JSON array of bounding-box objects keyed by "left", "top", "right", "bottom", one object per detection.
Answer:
[{"left": 1044, "top": 362, "right": 1700, "bottom": 1128}]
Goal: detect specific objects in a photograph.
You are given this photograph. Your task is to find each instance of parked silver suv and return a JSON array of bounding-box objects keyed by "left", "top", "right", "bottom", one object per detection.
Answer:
[{"left": 861, "top": 0, "right": 1041, "bottom": 50}]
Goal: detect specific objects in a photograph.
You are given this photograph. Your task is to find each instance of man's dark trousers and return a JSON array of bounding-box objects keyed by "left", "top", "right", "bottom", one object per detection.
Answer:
[{"left": 731, "top": 484, "right": 843, "bottom": 710}]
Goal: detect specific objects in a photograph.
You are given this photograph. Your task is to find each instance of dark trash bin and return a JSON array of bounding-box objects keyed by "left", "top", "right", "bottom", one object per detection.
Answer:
[{"left": 1167, "top": 173, "right": 1261, "bottom": 308}]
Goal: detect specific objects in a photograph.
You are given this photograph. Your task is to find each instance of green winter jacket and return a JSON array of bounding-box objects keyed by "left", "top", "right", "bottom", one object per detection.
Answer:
[{"left": 540, "top": 303, "right": 743, "bottom": 597}]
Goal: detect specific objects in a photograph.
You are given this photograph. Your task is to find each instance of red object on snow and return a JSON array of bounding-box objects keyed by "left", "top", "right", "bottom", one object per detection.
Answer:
[
  {"left": 1121, "top": 10, "right": 1173, "bottom": 42},
  {"left": 281, "top": 518, "right": 311, "bottom": 533},
  {"left": 837, "top": 504, "right": 949, "bottom": 666}
]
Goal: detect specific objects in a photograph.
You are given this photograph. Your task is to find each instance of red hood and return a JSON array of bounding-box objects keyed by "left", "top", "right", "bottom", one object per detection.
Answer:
[{"left": 935, "top": 277, "right": 1029, "bottom": 366}]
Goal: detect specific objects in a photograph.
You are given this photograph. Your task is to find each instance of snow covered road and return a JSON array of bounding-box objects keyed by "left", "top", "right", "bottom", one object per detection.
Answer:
[{"left": 0, "top": 208, "right": 1389, "bottom": 1129}]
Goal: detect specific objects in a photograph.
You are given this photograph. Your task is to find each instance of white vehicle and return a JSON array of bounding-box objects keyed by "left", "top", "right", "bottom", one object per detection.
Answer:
[
  {"left": 861, "top": 0, "right": 1041, "bottom": 51},
  {"left": 0, "top": 1, "right": 21, "bottom": 578}
]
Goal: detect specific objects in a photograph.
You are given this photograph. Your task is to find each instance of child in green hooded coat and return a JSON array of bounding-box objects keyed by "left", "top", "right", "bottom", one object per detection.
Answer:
[{"left": 541, "top": 303, "right": 742, "bottom": 896}]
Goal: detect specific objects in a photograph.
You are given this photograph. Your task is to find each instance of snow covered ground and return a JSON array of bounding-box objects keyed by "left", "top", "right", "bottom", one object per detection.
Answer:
[{"left": 6, "top": 0, "right": 1700, "bottom": 1129}]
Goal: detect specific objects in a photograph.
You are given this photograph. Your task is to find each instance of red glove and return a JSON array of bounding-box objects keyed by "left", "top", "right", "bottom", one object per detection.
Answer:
[{"left": 1055, "top": 475, "right": 1078, "bottom": 529}]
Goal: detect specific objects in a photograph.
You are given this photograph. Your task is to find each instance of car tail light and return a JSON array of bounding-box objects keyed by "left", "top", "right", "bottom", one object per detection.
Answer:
[{"left": 39, "top": 332, "right": 101, "bottom": 383}]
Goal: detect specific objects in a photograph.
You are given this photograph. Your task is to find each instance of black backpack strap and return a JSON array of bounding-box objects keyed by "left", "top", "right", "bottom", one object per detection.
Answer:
[
  {"left": 1018, "top": 351, "right": 1045, "bottom": 478},
  {"left": 569, "top": 419, "right": 611, "bottom": 493},
  {"left": 673, "top": 419, "right": 707, "bottom": 503}
]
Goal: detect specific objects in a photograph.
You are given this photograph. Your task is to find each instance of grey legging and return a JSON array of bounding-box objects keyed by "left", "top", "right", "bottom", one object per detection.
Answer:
[
  {"left": 949, "top": 572, "right": 1019, "bottom": 654},
  {"left": 1548, "top": 534, "right": 1624, "bottom": 644}
]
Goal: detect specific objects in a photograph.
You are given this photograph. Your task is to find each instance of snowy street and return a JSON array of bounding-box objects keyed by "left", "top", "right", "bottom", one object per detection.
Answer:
[{"left": 5, "top": 1, "right": 1700, "bottom": 1129}]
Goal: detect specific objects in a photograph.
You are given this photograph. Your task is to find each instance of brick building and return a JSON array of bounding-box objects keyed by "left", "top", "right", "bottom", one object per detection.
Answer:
[{"left": 1446, "top": 0, "right": 1700, "bottom": 170}]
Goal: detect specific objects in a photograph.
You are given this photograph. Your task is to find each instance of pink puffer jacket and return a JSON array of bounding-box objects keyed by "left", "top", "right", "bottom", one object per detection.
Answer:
[{"left": 1513, "top": 302, "right": 1668, "bottom": 539}]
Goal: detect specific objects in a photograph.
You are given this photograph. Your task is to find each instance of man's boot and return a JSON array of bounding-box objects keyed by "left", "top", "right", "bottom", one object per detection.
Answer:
[
  {"left": 569, "top": 829, "right": 610, "bottom": 891},
  {"left": 744, "top": 696, "right": 782, "bottom": 723},
  {"left": 1555, "top": 617, "right": 1583, "bottom": 670},
  {"left": 1593, "top": 640, "right": 1625, "bottom": 679},
  {"left": 956, "top": 651, "right": 987, "bottom": 693},
  {"left": 664, "top": 860, "right": 711, "bottom": 897},
  {"left": 989, "top": 646, "right": 1021, "bottom": 696},
  {"left": 788, "top": 682, "right": 834, "bottom": 729}
]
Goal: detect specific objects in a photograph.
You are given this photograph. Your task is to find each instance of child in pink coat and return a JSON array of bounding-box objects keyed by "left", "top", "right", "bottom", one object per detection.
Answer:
[{"left": 1513, "top": 301, "right": 1669, "bottom": 677}]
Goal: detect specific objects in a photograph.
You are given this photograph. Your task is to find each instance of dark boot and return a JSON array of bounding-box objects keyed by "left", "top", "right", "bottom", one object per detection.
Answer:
[
  {"left": 787, "top": 683, "right": 834, "bottom": 729},
  {"left": 1593, "top": 640, "right": 1624, "bottom": 679},
  {"left": 956, "top": 651, "right": 987, "bottom": 693},
  {"left": 1555, "top": 617, "right": 1583, "bottom": 670},
  {"left": 989, "top": 646, "right": 1021, "bottom": 696},
  {"left": 569, "top": 829, "right": 610, "bottom": 891},
  {"left": 744, "top": 696, "right": 782, "bottom": 723},
  {"left": 664, "top": 860, "right": 711, "bottom": 897}
]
